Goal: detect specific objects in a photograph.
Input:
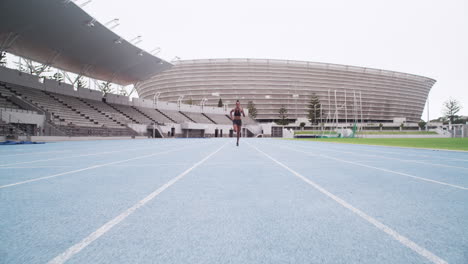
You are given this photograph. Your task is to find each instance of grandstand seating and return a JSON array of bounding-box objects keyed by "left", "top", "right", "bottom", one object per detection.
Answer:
[
  {"left": 158, "top": 109, "right": 190, "bottom": 123},
  {"left": 134, "top": 107, "right": 174, "bottom": 124},
  {"left": 181, "top": 111, "right": 214, "bottom": 124},
  {"left": 7, "top": 85, "right": 96, "bottom": 127},
  {"left": 48, "top": 92, "right": 123, "bottom": 128},
  {"left": 243, "top": 116, "right": 257, "bottom": 125},
  {"left": 77, "top": 98, "right": 134, "bottom": 127},
  {"left": 204, "top": 113, "right": 232, "bottom": 125},
  {"left": 0, "top": 85, "right": 21, "bottom": 109},
  {"left": 0, "top": 80, "right": 260, "bottom": 137},
  {"left": 109, "top": 103, "right": 155, "bottom": 124}
]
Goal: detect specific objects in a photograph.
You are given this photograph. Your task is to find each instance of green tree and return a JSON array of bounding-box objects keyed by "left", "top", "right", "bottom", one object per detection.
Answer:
[
  {"left": 53, "top": 72, "right": 64, "bottom": 82},
  {"left": 0, "top": 51, "right": 6, "bottom": 66},
  {"left": 14, "top": 60, "right": 27, "bottom": 72},
  {"left": 76, "top": 76, "right": 87, "bottom": 89},
  {"left": 443, "top": 98, "right": 462, "bottom": 123},
  {"left": 98, "top": 81, "right": 113, "bottom": 95},
  {"left": 307, "top": 93, "right": 321, "bottom": 125},
  {"left": 118, "top": 87, "right": 129, "bottom": 96},
  {"left": 27, "top": 63, "right": 50, "bottom": 77},
  {"left": 276, "top": 105, "right": 289, "bottom": 126},
  {"left": 217, "top": 98, "right": 223, "bottom": 107},
  {"left": 299, "top": 122, "right": 306, "bottom": 130},
  {"left": 247, "top": 101, "right": 257, "bottom": 118},
  {"left": 418, "top": 120, "right": 427, "bottom": 130},
  {"left": 379, "top": 123, "right": 383, "bottom": 131},
  {"left": 185, "top": 98, "right": 194, "bottom": 105}
]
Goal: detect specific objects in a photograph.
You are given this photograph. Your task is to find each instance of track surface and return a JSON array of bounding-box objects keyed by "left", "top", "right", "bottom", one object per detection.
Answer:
[{"left": 1, "top": 138, "right": 467, "bottom": 264}]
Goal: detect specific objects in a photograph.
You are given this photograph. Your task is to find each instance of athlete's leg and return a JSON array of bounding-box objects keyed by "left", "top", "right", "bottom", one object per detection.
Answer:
[{"left": 236, "top": 125, "right": 241, "bottom": 145}]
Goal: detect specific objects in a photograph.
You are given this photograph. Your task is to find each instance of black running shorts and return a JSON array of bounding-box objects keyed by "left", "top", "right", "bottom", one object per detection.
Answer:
[{"left": 233, "top": 119, "right": 242, "bottom": 126}]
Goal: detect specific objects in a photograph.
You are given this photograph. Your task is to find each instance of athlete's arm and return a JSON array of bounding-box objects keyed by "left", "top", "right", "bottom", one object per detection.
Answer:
[{"left": 230, "top": 109, "right": 234, "bottom": 120}]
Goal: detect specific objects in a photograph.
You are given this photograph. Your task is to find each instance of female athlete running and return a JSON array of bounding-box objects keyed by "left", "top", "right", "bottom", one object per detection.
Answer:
[{"left": 230, "top": 100, "right": 245, "bottom": 146}]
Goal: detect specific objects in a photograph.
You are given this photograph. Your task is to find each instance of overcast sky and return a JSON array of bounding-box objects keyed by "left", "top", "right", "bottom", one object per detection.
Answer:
[{"left": 86, "top": 0, "right": 467, "bottom": 120}]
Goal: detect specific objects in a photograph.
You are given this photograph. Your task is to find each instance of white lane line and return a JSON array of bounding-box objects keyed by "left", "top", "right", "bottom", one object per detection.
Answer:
[
  {"left": 47, "top": 141, "right": 227, "bottom": 264},
  {"left": 305, "top": 142, "right": 468, "bottom": 162},
  {"left": 0, "top": 166, "right": 73, "bottom": 169},
  {"left": 277, "top": 144, "right": 468, "bottom": 190},
  {"left": 0, "top": 150, "right": 71, "bottom": 157},
  {"left": 291, "top": 144, "right": 468, "bottom": 171},
  {"left": 0, "top": 142, "right": 215, "bottom": 189},
  {"left": 248, "top": 142, "right": 448, "bottom": 264},
  {"left": 107, "top": 161, "right": 273, "bottom": 167},
  {"left": 0, "top": 142, "right": 185, "bottom": 167}
]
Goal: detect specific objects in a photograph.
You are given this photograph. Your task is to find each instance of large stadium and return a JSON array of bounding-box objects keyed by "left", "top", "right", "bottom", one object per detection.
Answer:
[{"left": 136, "top": 59, "right": 436, "bottom": 123}]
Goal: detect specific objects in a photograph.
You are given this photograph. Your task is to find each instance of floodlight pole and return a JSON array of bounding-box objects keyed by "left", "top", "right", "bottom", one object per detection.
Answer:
[
  {"left": 344, "top": 90, "right": 348, "bottom": 127},
  {"left": 314, "top": 104, "right": 316, "bottom": 128},
  {"left": 426, "top": 98, "right": 429, "bottom": 131},
  {"left": 359, "top": 91, "right": 363, "bottom": 131},
  {"left": 334, "top": 90, "right": 338, "bottom": 128}
]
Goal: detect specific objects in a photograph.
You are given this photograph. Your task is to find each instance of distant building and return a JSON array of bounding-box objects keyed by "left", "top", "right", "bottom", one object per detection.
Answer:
[{"left": 136, "top": 59, "right": 435, "bottom": 123}]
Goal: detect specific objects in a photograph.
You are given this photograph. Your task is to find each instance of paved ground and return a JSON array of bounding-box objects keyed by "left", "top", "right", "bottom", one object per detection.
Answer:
[{"left": 1, "top": 138, "right": 467, "bottom": 264}]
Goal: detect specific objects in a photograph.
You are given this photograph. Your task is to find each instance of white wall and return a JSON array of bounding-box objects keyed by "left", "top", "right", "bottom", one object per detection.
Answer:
[
  {"left": 77, "top": 87, "right": 103, "bottom": 101},
  {"left": 106, "top": 93, "right": 131, "bottom": 105},
  {"left": 132, "top": 97, "right": 154, "bottom": 108},
  {"left": 0, "top": 108, "right": 45, "bottom": 126},
  {"left": 127, "top": 123, "right": 148, "bottom": 134},
  {"left": 44, "top": 79, "right": 76, "bottom": 96},
  {"left": 0, "top": 67, "right": 43, "bottom": 90}
]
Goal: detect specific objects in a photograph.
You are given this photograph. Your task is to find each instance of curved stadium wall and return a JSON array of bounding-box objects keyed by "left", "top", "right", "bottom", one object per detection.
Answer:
[{"left": 136, "top": 59, "right": 436, "bottom": 123}]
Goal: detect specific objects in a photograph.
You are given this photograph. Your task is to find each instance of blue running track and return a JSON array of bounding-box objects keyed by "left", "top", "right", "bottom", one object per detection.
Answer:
[{"left": 1, "top": 138, "right": 467, "bottom": 264}]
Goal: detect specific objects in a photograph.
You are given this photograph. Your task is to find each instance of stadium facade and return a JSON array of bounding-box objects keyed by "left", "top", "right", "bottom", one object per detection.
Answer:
[{"left": 136, "top": 59, "right": 436, "bottom": 123}]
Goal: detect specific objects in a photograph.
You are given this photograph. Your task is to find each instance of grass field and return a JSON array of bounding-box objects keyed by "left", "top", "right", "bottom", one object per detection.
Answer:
[
  {"left": 294, "top": 131, "right": 437, "bottom": 135},
  {"left": 295, "top": 131, "right": 337, "bottom": 135},
  {"left": 290, "top": 137, "right": 468, "bottom": 151},
  {"left": 358, "top": 131, "right": 438, "bottom": 135}
]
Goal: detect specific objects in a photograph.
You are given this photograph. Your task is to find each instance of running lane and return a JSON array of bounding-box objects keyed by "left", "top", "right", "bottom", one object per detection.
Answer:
[
  {"left": 64, "top": 139, "right": 442, "bottom": 264},
  {"left": 0, "top": 139, "right": 221, "bottom": 264}
]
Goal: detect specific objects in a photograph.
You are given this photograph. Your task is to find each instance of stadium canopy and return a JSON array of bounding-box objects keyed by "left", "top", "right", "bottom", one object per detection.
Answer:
[{"left": 0, "top": 0, "right": 172, "bottom": 86}]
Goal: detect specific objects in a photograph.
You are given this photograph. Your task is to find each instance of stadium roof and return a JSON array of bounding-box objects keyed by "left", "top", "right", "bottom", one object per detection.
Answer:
[{"left": 0, "top": 0, "right": 172, "bottom": 85}]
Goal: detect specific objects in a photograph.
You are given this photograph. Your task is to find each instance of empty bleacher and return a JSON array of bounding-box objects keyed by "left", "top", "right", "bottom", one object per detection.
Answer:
[
  {"left": 243, "top": 116, "right": 257, "bottom": 125},
  {"left": 0, "top": 84, "right": 21, "bottom": 109},
  {"left": 78, "top": 98, "right": 134, "bottom": 126},
  {"left": 109, "top": 103, "right": 155, "bottom": 124},
  {"left": 159, "top": 109, "right": 190, "bottom": 123},
  {"left": 204, "top": 113, "right": 232, "bottom": 125},
  {"left": 0, "top": 79, "right": 259, "bottom": 138},
  {"left": 48, "top": 93, "right": 123, "bottom": 128},
  {"left": 8, "top": 85, "right": 96, "bottom": 127},
  {"left": 181, "top": 111, "right": 214, "bottom": 123},
  {"left": 134, "top": 107, "right": 174, "bottom": 124}
]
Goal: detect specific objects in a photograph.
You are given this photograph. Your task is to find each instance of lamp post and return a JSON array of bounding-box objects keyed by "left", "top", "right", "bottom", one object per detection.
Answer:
[
  {"left": 104, "top": 18, "right": 120, "bottom": 30},
  {"left": 150, "top": 47, "right": 161, "bottom": 55},
  {"left": 200, "top": 98, "right": 208, "bottom": 111},
  {"left": 129, "top": 36, "right": 142, "bottom": 45},
  {"left": 177, "top": 95, "right": 184, "bottom": 110},
  {"left": 292, "top": 94, "right": 299, "bottom": 122},
  {"left": 153, "top": 92, "right": 161, "bottom": 108}
]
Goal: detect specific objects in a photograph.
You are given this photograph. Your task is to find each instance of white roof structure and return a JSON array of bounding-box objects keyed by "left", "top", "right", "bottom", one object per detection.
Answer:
[{"left": 0, "top": 0, "right": 172, "bottom": 85}]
